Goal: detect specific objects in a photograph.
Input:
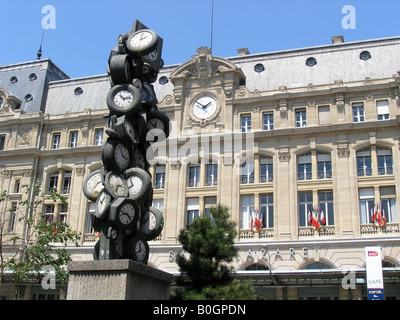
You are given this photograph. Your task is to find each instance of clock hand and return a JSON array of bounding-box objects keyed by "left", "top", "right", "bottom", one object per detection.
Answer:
[{"left": 203, "top": 102, "right": 212, "bottom": 109}]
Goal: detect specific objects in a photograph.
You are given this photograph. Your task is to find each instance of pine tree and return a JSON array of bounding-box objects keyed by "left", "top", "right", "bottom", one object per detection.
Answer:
[{"left": 175, "top": 204, "right": 254, "bottom": 300}]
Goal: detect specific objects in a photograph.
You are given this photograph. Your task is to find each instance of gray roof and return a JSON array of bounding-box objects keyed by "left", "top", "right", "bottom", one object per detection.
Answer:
[
  {"left": 3, "top": 36, "right": 400, "bottom": 116},
  {"left": 0, "top": 58, "right": 69, "bottom": 113}
]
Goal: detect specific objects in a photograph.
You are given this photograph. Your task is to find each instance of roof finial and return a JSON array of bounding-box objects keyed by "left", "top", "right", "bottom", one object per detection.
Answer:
[{"left": 37, "top": 30, "right": 45, "bottom": 60}]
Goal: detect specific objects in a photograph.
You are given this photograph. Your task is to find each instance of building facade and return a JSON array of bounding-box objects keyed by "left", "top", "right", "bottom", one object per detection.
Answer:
[{"left": 1, "top": 36, "right": 400, "bottom": 300}]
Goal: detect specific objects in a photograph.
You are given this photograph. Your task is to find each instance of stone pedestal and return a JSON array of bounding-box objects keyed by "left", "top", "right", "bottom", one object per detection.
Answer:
[{"left": 66, "top": 259, "right": 173, "bottom": 300}]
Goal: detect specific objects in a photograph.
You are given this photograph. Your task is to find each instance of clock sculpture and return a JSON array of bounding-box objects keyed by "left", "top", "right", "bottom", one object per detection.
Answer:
[{"left": 83, "top": 20, "right": 170, "bottom": 264}]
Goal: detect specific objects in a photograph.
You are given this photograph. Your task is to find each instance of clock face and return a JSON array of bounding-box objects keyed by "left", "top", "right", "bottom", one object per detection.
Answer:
[
  {"left": 106, "top": 172, "right": 128, "bottom": 198},
  {"left": 135, "top": 240, "right": 146, "bottom": 261},
  {"left": 114, "top": 143, "right": 130, "bottom": 171},
  {"left": 95, "top": 190, "right": 111, "bottom": 219},
  {"left": 119, "top": 203, "right": 136, "bottom": 225},
  {"left": 193, "top": 96, "right": 217, "bottom": 120},
  {"left": 126, "top": 175, "right": 143, "bottom": 198},
  {"left": 113, "top": 89, "right": 134, "bottom": 109},
  {"left": 83, "top": 170, "right": 104, "bottom": 202},
  {"left": 147, "top": 118, "right": 165, "bottom": 131},
  {"left": 124, "top": 120, "right": 136, "bottom": 142},
  {"left": 130, "top": 30, "right": 154, "bottom": 48}
]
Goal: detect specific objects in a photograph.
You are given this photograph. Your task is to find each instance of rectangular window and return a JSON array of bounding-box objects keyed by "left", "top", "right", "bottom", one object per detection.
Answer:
[
  {"left": 59, "top": 204, "right": 68, "bottom": 223},
  {"left": 186, "top": 198, "right": 199, "bottom": 227},
  {"left": 205, "top": 163, "right": 218, "bottom": 186},
  {"left": 0, "top": 135, "right": 6, "bottom": 151},
  {"left": 94, "top": 129, "right": 104, "bottom": 146},
  {"left": 48, "top": 172, "right": 59, "bottom": 192},
  {"left": 260, "top": 157, "right": 273, "bottom": 182},
  {"left": 86, "top": 203, "right": 96, "bottom": 234},
  {"left": 241, "top": 161, "right": 254, "bottom": 184},
  {"left": 357, "top": 150, "right": 372, "bottom": 176},
  {"left": 14, "top": 179, "right": 21, "bottom": 193},
  {"left": 317, "top": 153, "right": 332, "bottom": 179},
  {"left": 152, "top": 199, "right": 164, "bottom": 213},
  {"left": 52, "top": 133, "right": 61, "bottom": 149},
  {"left": 298, "top": 154, "right": 312, "bottom": 180},
  {"left": 380, "top": 187, "right": 398, "bottom": 223},
  {"left": 318, "top": 191, "right": 334, "bottom": 226},
  {"left": 377, "top": 100, "right": 389, "bottom": 120},
  {"left": 359, "top": 188, "right": 374, "bottom": 224},
  {"left": 204, "top": 196, "right": 217, "bottom": 219},
  {"left": 188, "top": 165, "right": 200, "bottom": 187},
  {"left": 62, "top": 171, "right": 72, "bottom": 194},
  {"left": 318, "top": 106, "right": 330, "bottom": 125},
  {"left": 240, "top": 195, "right": 254, "bottom": 229},
  {"left": 298, "top": 192, "right": 313, "bottom": 227},
  {"left": 260, "top": 194, "right": 273, "bottom": 228},
  {"left": 377, "top": 149, "right": 393, "bottom": 175},
  {"left": 262, "top": 112, "right": 274, "bottom": 130},
  {"left": 295, "top": 109, "right": 307, "bottom": 127},
  {"left": 352, "top": 103, "right": 365, "bottom": 122},
  {"left": 241, "top": 114, "right": 251, "bottom": 132},
  {"left": 8, "top": 202, "right": 17, "bottom": 232},
  {"left": 69, "top": 131, "right": 78, "bottom": 148},
  {"left": 154, "top": 165, "right": 166, "bottom": 189},
  {"left": 45, "top": 205, "right": 55, "bottom": 224}
]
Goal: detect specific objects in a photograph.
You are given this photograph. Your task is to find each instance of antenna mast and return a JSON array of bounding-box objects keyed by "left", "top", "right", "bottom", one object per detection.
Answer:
[{"left": 210, "top": 0, "right": 214, "bottom": 52}]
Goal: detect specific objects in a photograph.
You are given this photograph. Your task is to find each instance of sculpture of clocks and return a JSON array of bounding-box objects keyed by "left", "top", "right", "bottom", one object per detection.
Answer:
[
  {"left": 106, "top": 84, "right": 141, "bottom": 115},
  {"left": 124, "top": 234, "right": 149, "bottom": 264},
  {"left": 95, "top": 189, "right": 112, "bottom": 220},
  {"left": 109, "top": 197, "right": 140, "bottom": 230},
  {"left": 82, "top": 20, "right": 168, "bottom": 265},
  {"left": 101, "top": 138, "right": 131, "bottom": 172},
  {"left": 139, "top": 206, "right": 164, "bottom": 241},
  {"left": 83, "top": 169, "right": 104, "bottom": 202}
]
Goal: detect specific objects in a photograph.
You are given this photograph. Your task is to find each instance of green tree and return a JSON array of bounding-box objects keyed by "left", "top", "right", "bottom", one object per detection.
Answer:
[
  {"left": 175, "top": 204, "right": 255, "bottom": 300},
  {"left": 0, "top": 182, "right": 80, "bottom": 299}
]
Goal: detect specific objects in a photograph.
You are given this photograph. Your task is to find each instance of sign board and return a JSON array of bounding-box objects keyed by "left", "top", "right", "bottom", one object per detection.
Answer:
[{"left": 365, "top": 246, "right": 384, "bottom": 300}]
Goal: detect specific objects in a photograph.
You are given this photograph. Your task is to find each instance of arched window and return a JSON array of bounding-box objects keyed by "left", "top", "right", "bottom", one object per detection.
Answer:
[
  {"left": 245, "top": 263, "right": 269, "bottom": 271},
  {"left": 304, "top": 262, "right": 332, "bottom": 269}
]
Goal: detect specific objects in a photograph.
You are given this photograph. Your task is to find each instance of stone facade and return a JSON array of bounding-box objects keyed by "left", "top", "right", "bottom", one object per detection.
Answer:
[{"left": 1, "top": 36, "right": 400, "bottom": 299}]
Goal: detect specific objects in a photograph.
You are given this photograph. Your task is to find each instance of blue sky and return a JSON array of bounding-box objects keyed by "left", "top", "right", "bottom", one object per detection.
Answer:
[{"left": 1, "top": 0, "right": 400, "bottom": 78}]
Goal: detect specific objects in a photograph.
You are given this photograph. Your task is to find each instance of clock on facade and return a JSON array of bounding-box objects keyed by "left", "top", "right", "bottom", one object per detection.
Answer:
[{"left": 192, "top": 95, "right": 218, "bottom": 120}]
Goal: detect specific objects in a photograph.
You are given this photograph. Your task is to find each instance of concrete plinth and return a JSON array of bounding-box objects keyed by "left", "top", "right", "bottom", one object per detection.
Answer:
[{"left": 66, "top": 260, "right": 173, "bottom": 300}]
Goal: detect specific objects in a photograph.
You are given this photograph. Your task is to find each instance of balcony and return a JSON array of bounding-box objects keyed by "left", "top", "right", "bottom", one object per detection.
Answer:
[
  {"left": 360, "top": 223, "right": 399, "bottom": 235},
  {"left": 298, "top": 226, "right": 335, "bottom": 237},
  {"left": 239, "top": 228, "right": 274, "bottom": 239}
]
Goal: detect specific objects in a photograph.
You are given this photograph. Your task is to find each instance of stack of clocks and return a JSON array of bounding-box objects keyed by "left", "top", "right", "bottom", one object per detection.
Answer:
[{"left": 82, "top": 20, "right": 170, "bottom": 264}]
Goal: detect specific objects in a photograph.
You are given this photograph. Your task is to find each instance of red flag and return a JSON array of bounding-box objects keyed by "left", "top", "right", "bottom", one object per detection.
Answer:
[
  {"left": 320, "top": 209, "right": 326, "bottom": 225},
  {"left": 377, "top": 205, "right": 386, "bottom": 227},
  {"left": 252, "top": 210, "right": 261, "bottom": 232},
  {"left": 371, "top": 205, "right": 377, "bottom": 223},
  {"left": 308, "top": 208, "right": 320, "bottom": 230}
]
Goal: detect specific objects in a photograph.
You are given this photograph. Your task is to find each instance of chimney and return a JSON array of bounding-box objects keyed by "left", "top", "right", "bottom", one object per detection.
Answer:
[
  {"left": 237, "top": 48, "right": 250, "bottom": 56},
  {"left": 331, "top": 35, "right": 344, "bottom": 44}
]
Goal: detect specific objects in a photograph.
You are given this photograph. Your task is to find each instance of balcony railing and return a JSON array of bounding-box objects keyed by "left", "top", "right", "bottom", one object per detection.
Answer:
[
  {"left": 360, "top": 223, "right": 399, "bottom": 235},
  {"left": 239, "top": 228, "right": 274, "bottom": 239},
  {"left": 298, "top": 226, "right": 335, "bottom": 237}
]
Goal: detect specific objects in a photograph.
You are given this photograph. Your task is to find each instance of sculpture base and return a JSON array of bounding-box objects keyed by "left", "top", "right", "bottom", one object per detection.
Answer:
[{"left": 66, "top": 259, "right": 173, "bottom": 300}]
